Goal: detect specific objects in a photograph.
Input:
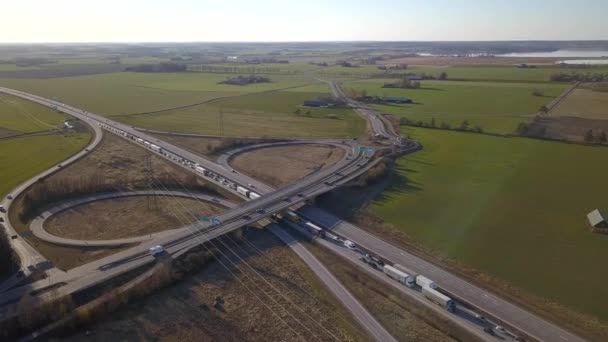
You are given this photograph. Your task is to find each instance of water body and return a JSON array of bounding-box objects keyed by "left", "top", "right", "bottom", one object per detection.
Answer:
[
  {"left": 499, "top": 50, "right": 608, "bottom": 58},
  {"left": 554, "top": 59, "right": 608, "bottom": 65}
]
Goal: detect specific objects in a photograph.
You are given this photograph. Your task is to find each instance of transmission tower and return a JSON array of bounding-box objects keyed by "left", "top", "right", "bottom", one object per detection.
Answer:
[
  {"left": 218, "top": 107, "right": 225, "bottom": 140},
  {"left": 145, "top": 156, "right": 158, "bottom": 210}
]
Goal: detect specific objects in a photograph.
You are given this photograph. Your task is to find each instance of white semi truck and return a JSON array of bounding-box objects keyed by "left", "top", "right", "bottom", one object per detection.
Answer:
[
  {"left": 422, "top": 286, "right": 456, "bottom": 312},
  {"left": 383, "top": 265, "right": 415, "bottom": 287},
  {"left": 415, "top": 275, "right": 438, "bottom": 289}
]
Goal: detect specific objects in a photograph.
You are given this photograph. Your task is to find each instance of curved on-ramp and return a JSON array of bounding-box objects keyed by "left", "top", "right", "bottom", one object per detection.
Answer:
[{"left": 29, "top": 190, "right": 236, "bottom": 248}]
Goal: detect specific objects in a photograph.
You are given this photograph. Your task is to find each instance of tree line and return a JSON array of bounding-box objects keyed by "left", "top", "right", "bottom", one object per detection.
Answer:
[
  {"left": 400, "top": 117, "right": 483, "bottom": 133},
  {"left": 125, "top": 62, "right": 187, "bottom": 73}
]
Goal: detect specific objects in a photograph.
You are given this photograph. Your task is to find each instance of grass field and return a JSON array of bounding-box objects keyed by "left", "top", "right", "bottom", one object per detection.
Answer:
[
  {"left": 117, "top": 88, "right": 365, "bottom": 138},
  {"left": 552, "top": 88, "right": 608, "bottom": 119},
  {"left": 316, "top": 65, "right": 608, "bottom": 83},
  {"left": 0, "top": 73, "right": 364, "bottom": 138},
  {"left": 345, "top": 79, "right": 567, "bottom": 134},
  {"left": 0, "top": 134, "right": 91, "bottom": 197},
  {"left": 0, "top": 94, "right": 69, "bottom": 132},
  {"left": 367, "top": 128, "right": 608, "bottom": 322},
  {"left": 0, "top": 72, "right": 315, "bottom": 115}
]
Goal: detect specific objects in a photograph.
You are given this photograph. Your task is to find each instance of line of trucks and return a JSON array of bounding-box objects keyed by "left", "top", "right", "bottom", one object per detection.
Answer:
[
  {"left": 284, "top": 209, "right": 456, "bottom": 312},
  {"left": 96, "top": 122, "right": 262, "bottom": 201}
]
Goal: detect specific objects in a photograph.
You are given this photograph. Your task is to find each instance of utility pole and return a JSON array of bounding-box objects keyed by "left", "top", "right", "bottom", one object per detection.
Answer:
[
  {"left": 218, "top": 107, "right": 225, "bottom": 140},
  {"left": 145, "top": 156, "right": 157, "bottom": 210}
]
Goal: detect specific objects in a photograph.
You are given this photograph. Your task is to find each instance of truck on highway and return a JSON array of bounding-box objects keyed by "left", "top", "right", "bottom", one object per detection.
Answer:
[
  {"left": 150, "top": 144, "right": 161, "bottom": 153},
  {"left": 304, "top": 221, "right": 325, "bottom": 237},
  {"left": 249, "top": 192, "right": 261, "bottom": 200},
  {"left": 236, "top": 186, "right": 249, "bottom": 197},
  {"left": 422, "top": 286, "right": 456, "bottom": 312},
  {"left": 383, "top": 265, "right": 415, "bottom": 287},
  {"left": 195, "top": 166, "right": 206, "bottom": 175},
  {"left": 415, "top": 275, "right": 438, "bottom": 289}
]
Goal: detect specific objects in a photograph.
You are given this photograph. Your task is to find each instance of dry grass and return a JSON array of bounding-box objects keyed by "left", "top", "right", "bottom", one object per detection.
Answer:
[
  {"left": 9, "top": 133, "right": 224, "bottom": 270},
  {"left": 552, "top": 88, "right": 608, "bottom": 119},
  {"left": 304, "top": 241, "right": 459, "bottom": 342},
  {"left": 60, "top": 229, "right": 370, "bottom": 341},
  {"left": 45, "top": 196, "right": 225, "bottom": 240},
  {"left": 231, "top": 144, "right": 345, "bottom": 188}
]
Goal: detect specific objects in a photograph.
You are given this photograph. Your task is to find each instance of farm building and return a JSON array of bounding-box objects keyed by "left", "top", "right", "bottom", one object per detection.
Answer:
[
  {"left": 383, "top": 97, "right": 413, "bottom": 104},
  {"left": 303, "top": 100, "right": 330, "bottom": 107},
  {"left": 587, "top": 209, "right": 608, "bottom": 233}
]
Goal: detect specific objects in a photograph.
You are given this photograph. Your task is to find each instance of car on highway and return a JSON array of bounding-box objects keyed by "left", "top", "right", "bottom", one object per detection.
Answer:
[
  {"left": 297, "top": 193, "right": 305, "bottom": 198},
  {"left": 243, "top": 215, "right": 251, "bottom": 220},
  {"left": 483, "top": 327, "right": 495, "bottom": 336},
  {"left": 256, "top": 208, "right": 265, "bottom": 214},
  {"left": 495, "top": 326, "right": 506, "bottom": 334},
  {"left": 7, "top": 194, "right": 13, "bottom": 200},
  {"left": 282, "top": 197, "right": 291, "bottom": 202},
  {"left": 149, "top": 245, "right": 164, "bottom": 257},
  {"left": 0, "top": 205, "right": 5, "bottom": 213},
  {"left": 344, "top": 240, "right": 356, "bottom": 250}
]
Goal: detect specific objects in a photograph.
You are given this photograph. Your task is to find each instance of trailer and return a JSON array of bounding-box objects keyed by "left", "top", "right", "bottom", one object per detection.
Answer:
[
  {"left": 150, "top": 144, "right": 161, "bottom": 153},
  {"left": 249, "top": 192, "right": 261, "bottom": 200},
  {"left": 236, "top": 186, "right": 249, "bottom": 197},
  {"left": 143, "top": 141, "right": 151, "bottom": 147},
  {"left": 393, "top": 264, "right": 417, "bottom": 278},
  {"left": 422, "top": 287, "right": 455, "bottom": 312},
  {"left": 305, "top": 221, "right": 324, "bottom": 236},
  {"left": 383, "top": 265, "right": 415, "bottom": 287},
  {"left": 136, "top": 138, "right": 144, "bottom": 144},
  {"left": 195, "top": 166, "right": 206, "bottom": 174},
  {"left": 415, "top": 275, "right": 438, "bottom": 289}
]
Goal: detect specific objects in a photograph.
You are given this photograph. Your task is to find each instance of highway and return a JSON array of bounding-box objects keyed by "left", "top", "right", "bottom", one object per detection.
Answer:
[
  {"left": 0, "top": 85, "right": 586, "bottom": 342},
  {"left": 269, "top": 224, "right": 397, "bottom": 342}
]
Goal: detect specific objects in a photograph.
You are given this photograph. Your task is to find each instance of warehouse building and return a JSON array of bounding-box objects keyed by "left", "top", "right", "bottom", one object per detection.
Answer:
[{"left": 587, "top": 209, "right": 608, "bottom": 234}]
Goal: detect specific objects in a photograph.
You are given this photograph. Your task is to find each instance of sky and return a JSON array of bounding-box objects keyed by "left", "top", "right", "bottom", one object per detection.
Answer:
[{"left": 1, "top": 0, "right": 607, "bottom": 43}]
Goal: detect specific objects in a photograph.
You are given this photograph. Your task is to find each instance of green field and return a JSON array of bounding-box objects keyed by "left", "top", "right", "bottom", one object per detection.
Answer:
[
  {"left": 0, "top": 94, "right": 92, "bottom": 196},
  {"left": 345, "top": 79, "right": 567, "bottom": 134},
  {"left": 0, "top": 134, "right": 91, "bottom": 197},
  {"left": 0, "top": 94, "right": 70, "bottom": 133},
  {"left": 316, "top": 65, "right": 608, "bottom": 83},
  {"left": 0, "top": 72, "right": 316, "bottom": 116},
  {"left": 369, "top": 128, "right": 608, "bottom": 321},
  {"left": 119, "top": 89, "right": 365, "bottom": 138},
  {"left": 0, "top": 72, "right": 364, "bottom": 138}
]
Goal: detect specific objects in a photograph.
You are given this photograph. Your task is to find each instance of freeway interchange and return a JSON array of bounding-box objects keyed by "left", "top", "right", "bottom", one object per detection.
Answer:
[{"left": 0, "top": 85, "right": 585, "bottom": 342}]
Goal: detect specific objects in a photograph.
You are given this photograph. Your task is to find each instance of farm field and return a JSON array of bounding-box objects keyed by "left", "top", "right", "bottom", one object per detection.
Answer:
[
  {"left": 552, "top": 88, "right": 608, "bottom": 119},
  {"left": 316, "top": 64, "right": 608, "bottom": 83},
  {"left": 0, "top": 93, "right": 71, "bottom": 133},
  {"left": 345, "top": 79, "right": 567, "bottom": 133},
  {"left": 367, "top": 128, "right": 608, "bottom": 322},
  {"left": 118, "top": 89, "right": 365, "bottom": 138},
  {"left": 0, "top": 72, "right": 316, "bottom": 116},
  {"left": 0, "top": 134, "right": 90, "bottom": 197},
  {"left": 0, "top": 94, "right": 92, "bottom": 197},
  {"left": 0, "top": 72, "right": 365, "bottom": 138}
]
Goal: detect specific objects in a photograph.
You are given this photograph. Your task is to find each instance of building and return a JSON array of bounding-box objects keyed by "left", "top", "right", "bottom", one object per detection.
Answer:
[
  {"left": 587, "top": 209, "right": 608, "bottom": 234},
  {"left": 383, "top": 96, "right": 413, "bottom": 104}
]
